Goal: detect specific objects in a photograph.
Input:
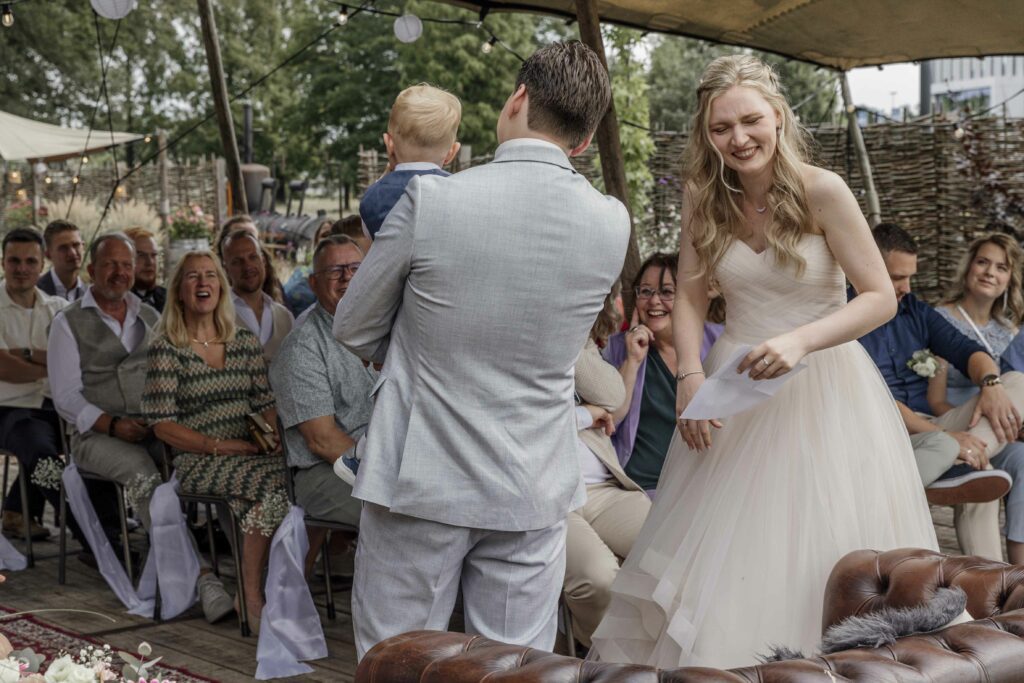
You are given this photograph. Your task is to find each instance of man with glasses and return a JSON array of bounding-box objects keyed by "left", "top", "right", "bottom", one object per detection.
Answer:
[
  {"left": 271, "top": 235, "right": 371, "bottom": 535},
  {"left": 125, "top": 228, "right": 166, "bottom": 312}
]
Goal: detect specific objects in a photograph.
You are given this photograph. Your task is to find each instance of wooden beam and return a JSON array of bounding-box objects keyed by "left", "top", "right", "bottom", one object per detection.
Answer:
[
  {"left": 575, "top": 0, "right": 641, "bottom": 308},
  {"left": 840, "top": 72, "right": 882, "bottom": 226},
  {"left": 197, "top": 0, "right": 247, "bottom": 214}
]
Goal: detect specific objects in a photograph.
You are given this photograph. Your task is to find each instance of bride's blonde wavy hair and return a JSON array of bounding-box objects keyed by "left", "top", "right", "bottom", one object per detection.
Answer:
[{"left": 683, "top": 54, "right": 814, "bottom": 279}]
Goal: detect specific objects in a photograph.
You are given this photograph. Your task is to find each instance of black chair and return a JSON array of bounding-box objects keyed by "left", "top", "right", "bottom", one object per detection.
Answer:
[
  {"left": 0, "top": 449, "right": 38, "bottom": 566},
  {"left": 277, "top": 417, "right": 358, "bottom": 620},
  {"left": 56, "top": 418, "right": 143, "bottom": 586},
  {"left": 161, "top": 442, "right": 252, "bottom": 637}
]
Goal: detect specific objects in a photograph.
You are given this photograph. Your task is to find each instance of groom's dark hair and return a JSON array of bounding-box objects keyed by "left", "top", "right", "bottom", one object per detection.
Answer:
[{"left": 515, "top": 41, "right": 611, "bottom": 149}]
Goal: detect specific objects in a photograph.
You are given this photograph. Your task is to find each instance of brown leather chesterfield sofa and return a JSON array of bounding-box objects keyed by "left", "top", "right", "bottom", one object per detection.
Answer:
[{"left": 356, "top": 548, "right": 1024, "bottom": 682}]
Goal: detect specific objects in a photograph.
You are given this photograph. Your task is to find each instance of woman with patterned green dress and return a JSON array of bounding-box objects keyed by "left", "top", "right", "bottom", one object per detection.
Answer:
[{"left": 141, "top": 251, "right": 288, "bottom": 628}]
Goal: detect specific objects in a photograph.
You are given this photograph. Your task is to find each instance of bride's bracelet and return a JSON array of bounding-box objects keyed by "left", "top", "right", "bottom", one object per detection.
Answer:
[{"left": 676, "top": 370, "right": 705, "bottom": 382}]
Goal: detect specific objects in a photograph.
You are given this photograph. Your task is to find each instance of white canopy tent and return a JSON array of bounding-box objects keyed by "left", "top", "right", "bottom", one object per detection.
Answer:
[{"left": 0, "top": 109, "right": 143, "bottom": 162}]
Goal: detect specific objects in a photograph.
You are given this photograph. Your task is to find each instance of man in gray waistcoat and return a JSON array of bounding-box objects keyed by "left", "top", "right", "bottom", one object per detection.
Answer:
[
  {"left": 334, "top": 42, "right": 630, "bottom": 658},
  {"left": 48, "top": 233, "right": 232, "bottom": 622},
  {"left": 271, "top": 235, "right": 372, "bottom": 548}
]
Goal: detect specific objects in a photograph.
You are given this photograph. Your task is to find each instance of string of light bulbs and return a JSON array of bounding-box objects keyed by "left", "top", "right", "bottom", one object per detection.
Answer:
[
  {"left": 327, "top": 0, "right": 527, "bottom": 61},
  {"left": 0, "top": 0, "right": 30, "bottom": 28}
]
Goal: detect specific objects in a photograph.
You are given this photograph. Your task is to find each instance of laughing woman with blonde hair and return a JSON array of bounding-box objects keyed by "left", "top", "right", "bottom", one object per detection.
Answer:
[
  {"left": 142, "top": 250, "right": 289, "bottom": 629},
  {"left": 590, "top": 54, "right": 936, "bottom": 668}
]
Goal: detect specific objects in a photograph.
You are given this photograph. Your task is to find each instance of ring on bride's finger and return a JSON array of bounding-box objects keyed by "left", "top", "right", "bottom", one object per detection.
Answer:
[
  {"left": 761, "top": 357, "right": 771, "bottom": 367},
  {"left": 966, "top": 448, "right": 973, "bottom": 455},
  {"left": 629, "top": 326, "right": 641, "bottom": 334}
]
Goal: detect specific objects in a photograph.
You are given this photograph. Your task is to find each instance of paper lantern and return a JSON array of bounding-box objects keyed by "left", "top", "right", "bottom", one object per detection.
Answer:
[
  {"left": 89, "top": 0, "right": 137, "bottom": 20},
  {"left": 394, "top": 14, "right": 423, "bottom": 43}
]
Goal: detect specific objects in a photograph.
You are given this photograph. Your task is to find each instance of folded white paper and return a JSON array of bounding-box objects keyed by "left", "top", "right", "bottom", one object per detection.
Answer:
[{"left": 681, "top": 345, "right": 807, "bottom": 420}]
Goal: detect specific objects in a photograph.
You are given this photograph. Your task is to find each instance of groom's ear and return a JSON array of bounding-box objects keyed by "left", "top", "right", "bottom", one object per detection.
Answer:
[
  {"left": 508, "top": 83, "right": 528, "bottom": 117},
  {"left": 568, "top": 133, "right": 594, "bottom": 158}
]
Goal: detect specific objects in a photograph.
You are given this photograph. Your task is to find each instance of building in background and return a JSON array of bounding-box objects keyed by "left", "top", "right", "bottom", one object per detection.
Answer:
[{"left": 924, "top": 56, "right": 1024, "bottom": 117}]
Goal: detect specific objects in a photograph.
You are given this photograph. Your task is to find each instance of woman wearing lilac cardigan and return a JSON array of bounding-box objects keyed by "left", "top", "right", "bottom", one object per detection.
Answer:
[{"left": 604, "top": 253, "right": 724, "bottom": 495}]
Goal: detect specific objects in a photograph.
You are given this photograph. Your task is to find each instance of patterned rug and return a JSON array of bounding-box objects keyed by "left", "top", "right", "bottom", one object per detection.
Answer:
[{"left": 0, "top": 606, "right": 217, "bottom": 682}]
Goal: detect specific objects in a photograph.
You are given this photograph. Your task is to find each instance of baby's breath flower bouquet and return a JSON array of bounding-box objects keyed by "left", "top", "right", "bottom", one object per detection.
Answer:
[{"left": 907, "top": 349, "right": 940, "bottom": 378}]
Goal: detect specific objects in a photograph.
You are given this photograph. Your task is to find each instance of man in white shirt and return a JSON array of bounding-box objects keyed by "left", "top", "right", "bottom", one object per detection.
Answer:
[
  {"left": 0, "top": 228, "right": 78, "bottom": 540},
  {"left": 221, "top": 231, "right": 293, "bottom": 362},
  {"left": 37, "top": 220, "right": 86, "bottom": 302},
  {"left": 47, "top": 233, "right": 164, "bottom": 531}
]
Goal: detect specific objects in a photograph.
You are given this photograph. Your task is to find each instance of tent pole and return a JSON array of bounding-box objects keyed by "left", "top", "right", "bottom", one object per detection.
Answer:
[
  {"left": 840, "top": 72, "right": 882, "bottom": 226},
  {"left": 574, "top": 0, "right": 641, "bottom": 311},
  {"left": 197, "top": 0, "right": 247, "bottom": 215}
]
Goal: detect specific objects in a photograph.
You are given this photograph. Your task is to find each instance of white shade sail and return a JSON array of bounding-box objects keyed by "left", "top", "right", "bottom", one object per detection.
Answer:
[
  {"left": 0, "top": 109, "right": 144, "bottom": 162},
  {"left": 443, "top": 0, "right": 1024, "bottom": 69}
]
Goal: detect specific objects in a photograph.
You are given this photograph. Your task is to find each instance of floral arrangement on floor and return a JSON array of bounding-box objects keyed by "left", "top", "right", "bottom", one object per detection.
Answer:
[
  {"left": 168, "top": 205, "right": 213, "bottom": 241},
  {"left": 0, "top": 635, "right": 173, "bottom": 683}
]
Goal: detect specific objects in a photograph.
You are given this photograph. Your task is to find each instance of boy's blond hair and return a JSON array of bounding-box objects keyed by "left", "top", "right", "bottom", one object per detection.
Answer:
[{"left": 387, "top": 84, "right": 461, "bottom": 150}]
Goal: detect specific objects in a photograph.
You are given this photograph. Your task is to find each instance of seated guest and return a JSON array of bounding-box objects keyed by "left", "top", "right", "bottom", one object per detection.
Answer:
[
  {"left": 142, "top": 250, "right": 289, "bottom": 626},
  {"left": 925, "top": 233, "right": 1024, "bottom": 564},
  {"left": 856, "top": 223, "right": 1023, "bottom": 561},
  {"left": 930, "top": 233, "right": 1023, "bottom": 405},
  {"left": 0, "top": 228, "right": 75, "bottom": 539},
  {"left": 125, "top": 227, "right": 166, "bottom": 312},
  {"left": 215, "top": 215, "right": 285, "bottom": 304},
  {"left": 49, "top": 233, "right": 165, "bottom": 531},
  {"left": 271, "top": 236, "right": 372, "bottom": 556},
  {"left": 283, "top": 218, "right": 334, "bottom": 317},
  {"left": 564, "top": 294, "right": 651, "bottom": 648},
  {"left": 37, "top": 220, "right": 86, "bottom": 301},
  {"left": 333, "top": 214, "right": 372, "bottom": 256},
  {"left": 221, "top": 232, "right": 293, "bottom": 362},
  {"left": 604, "top": 253, "right": 682, "bottom": 495}
]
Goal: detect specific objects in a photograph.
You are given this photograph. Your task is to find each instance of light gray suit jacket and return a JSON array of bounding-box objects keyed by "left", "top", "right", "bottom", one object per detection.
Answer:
[{"left": 334, "top": 138, "right": 630, "bottom": 532}]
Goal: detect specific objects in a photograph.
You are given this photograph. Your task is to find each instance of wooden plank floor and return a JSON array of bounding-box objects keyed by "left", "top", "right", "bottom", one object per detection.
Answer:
[
  {"left": 0, "top": 503, "right": 997, "bottom": 682},
  {"left": 0, "top": 530, "right": 357, "bottom": 682}
]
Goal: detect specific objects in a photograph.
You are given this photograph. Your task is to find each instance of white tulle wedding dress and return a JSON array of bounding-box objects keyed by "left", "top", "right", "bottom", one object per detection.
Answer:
[{"left": 589, "top": 234, "right": 938, "bottom": 669}]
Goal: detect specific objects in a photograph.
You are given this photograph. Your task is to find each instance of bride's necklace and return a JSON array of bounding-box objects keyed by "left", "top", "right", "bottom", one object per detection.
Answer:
[{"left": 754, "top": 205, "right": 768, "bottom": 214}]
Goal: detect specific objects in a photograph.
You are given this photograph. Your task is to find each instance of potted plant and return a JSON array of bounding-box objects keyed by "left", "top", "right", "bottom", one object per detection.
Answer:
[{"left": 167, "top": 204, "right": 214, "bottom": 271}]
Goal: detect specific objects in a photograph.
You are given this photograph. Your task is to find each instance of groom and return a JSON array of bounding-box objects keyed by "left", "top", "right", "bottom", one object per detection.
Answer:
[{"left": 334, "top": 41, "right": 630, "bottom": 658}]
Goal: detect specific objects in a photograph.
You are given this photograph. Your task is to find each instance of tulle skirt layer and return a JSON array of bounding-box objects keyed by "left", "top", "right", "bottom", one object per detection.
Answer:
[{"left": 589, "top": 337, "right": 938, "bottom": 670}]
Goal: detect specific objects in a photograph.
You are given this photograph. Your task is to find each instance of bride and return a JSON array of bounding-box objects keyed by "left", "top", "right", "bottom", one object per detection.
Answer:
[{"left": 588, "top": 55, "right": 938, "bottom": 669}]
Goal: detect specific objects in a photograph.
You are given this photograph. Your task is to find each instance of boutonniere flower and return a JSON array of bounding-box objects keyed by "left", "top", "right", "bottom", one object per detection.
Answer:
[{"left": 907, "top": 349, "right": 940, "bottom": 378}]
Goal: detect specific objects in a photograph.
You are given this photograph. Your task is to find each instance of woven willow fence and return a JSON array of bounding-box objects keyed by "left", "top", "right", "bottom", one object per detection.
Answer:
[
  {"left": 358, "top": 117, "right": 1024, "bottom": 304},
  {"left": 0, "top": 158, "right": 222, "bottom": 232}
]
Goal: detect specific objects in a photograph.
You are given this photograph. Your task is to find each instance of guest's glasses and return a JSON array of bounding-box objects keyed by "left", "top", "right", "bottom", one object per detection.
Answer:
[
  {"left": 634, "top": 286, "right": 676, "bottom": 302},
  {"left": 314, "top": 263, "right": 361, "bottom": 280}
]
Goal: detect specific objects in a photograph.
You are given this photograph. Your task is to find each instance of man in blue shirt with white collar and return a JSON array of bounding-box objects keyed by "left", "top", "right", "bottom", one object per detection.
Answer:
[{"left": 857, "top": 223, "right": 1024, "bottom": 561}]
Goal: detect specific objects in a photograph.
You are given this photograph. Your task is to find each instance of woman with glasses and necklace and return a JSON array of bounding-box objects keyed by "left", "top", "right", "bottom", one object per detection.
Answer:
[{"left": 603, "top": 253, "right": 723, "bottom": 495}]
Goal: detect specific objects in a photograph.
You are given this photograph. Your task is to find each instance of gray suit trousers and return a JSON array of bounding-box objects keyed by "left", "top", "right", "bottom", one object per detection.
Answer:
[{"left": 353, "top": 503, "right": 567, "bottom": 660}]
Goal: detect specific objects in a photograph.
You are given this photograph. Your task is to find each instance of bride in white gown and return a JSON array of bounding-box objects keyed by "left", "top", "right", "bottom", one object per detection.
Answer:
[{"left": 588, "top": 55, "right": 938, "bottom": 669}]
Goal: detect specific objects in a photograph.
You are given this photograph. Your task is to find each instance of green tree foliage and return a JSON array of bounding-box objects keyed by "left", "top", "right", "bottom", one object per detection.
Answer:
[
  {"left": 647, "top": 35, "right": 839, "bottom": 132},
  {"left": 601, "top": 26, "right": 653, "bottom": 220}
]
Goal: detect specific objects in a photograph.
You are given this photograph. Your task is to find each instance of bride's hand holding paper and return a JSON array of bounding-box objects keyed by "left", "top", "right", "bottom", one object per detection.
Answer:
[
  {"left": 676, "top": 373, "right": 723, "bottom": 452},
  {"left": 737, "top": 331, "right": 810, "bottom": 380}
]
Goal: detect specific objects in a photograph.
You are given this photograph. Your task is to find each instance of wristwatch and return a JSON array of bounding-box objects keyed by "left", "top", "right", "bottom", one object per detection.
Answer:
[
  {"left": 980, "top": 374, "right": 1002, "bottom": 388},
  {"left": 20, "top": 348, "right": 32, "bottom": 361}
]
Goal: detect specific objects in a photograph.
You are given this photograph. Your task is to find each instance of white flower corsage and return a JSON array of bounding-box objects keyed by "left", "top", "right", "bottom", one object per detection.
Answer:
[{"left": 907, "top": 349, "right": 941, "bottom": 378}]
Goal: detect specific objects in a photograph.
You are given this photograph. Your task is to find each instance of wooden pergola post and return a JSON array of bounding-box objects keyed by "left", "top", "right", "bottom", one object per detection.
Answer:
[
  {"left": 840, "top": 72, "right": 882, "bottom": 226},
  {"left": 197, "top": 0, "right": 247, "bottom": 215},
  {"left": 575, "top": 0, "right": 641, "bottom": 307}
]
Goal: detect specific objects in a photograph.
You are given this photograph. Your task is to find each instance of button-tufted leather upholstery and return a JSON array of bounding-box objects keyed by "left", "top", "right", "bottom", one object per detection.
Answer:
[{"left": 356, "top": 549, "right": 1024, "bottom": 682}]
